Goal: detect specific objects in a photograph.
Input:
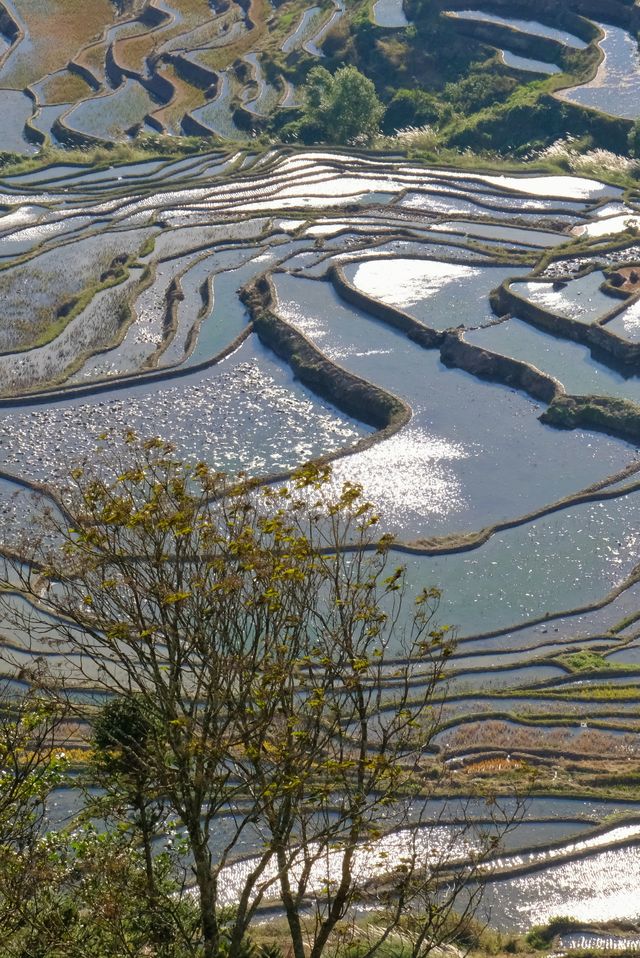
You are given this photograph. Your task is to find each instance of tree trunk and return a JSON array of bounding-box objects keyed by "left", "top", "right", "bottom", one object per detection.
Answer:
[
  {"left": 136, "top": 789, "right": 157, "bottom": 902},
  {"left": 191, "top": 834, "right": 219, "bottom": 958},
  {"left": 309, "top": 840, "right": 357, "bottom": 958},
  {"left": 277, "top": 844, "right": 306, "bottom": 958}
]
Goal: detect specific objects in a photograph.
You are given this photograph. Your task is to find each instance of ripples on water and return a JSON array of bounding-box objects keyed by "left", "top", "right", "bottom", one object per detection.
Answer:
[{"left": 400, "top": 494, "right": 640, "bottom": 636}]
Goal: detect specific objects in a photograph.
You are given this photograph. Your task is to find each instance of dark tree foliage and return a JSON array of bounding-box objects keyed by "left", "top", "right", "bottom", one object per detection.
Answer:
[
  {"left": 383, "top": 89, "right": 448, "bottom": 134},
  {"left": 444, "top": 72, "right": 518, "bottom": 114},
  {"left": 300, "top": 65, "right": 385, "bottom": 143}
]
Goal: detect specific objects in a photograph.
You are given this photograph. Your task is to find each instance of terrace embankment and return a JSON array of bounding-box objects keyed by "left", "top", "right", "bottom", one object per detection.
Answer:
[
  {"left": 67, "top": 58, "right": 102, "bottom": 92},
  {"left": 440, "top": 0, "right": 638, "bottom": 37},
  {"left": 434, "top": 0, "right": 634, "bottom": 152},
  {"left": 0, "top": 147, "right": 639, "bottom": 932},
  {"left": 444, "top": 16, "right": 583, "bottom": 71},
  {"left": 492, "top": 279, "right": 640, "bottom": 368},
  {"left": 330, "top": 265, "right": 444, "bottom": 348},
  {"left": 570, "top": 0, "right": 640, "bottom": 31},
  {"left": 241, "top": 273, "right": 410, "bottom": 433},
  {"left": 0, "top": 1, "right": 20, "bottom": 46},
  {"left": 168, "top": 52, "right": 219, "bottom": 92},
  {"left": 440, "top": 330, "right": 562, "bottom": 403}
]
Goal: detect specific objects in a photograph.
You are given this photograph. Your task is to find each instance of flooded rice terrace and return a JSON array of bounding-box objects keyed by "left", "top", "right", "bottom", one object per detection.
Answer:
[{"left": 3, "top": 147, "right": 640, "bottom": 929}]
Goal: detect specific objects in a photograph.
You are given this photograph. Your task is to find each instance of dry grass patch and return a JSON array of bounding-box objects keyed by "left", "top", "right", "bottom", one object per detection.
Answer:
[
  {"left": 74, "top": 39, "right": 110, "bottom": 84},
  {"left": 460, "top": 757, "right": 526, "bottom": 775},
  {"left": 193, "top": 0, "right": 271, "bottom": 70},
  {"left": 164, "top": 0, "right": 214, "bottom": 27},
  {"left": 115, "top": 28, "right": 163, "bottom": 74},
  {"left": 37, "top": 69, "right": 93, "bottom": 105},
  {"left": 444, "top": 719, "right": 640, "bottom": 758},
  {"left": 0, "top": 0, "right": 115, "bottom": 88},
  {"left": 113, "top": 1, "right": 231, "bottom": 74},
  {"left": 151, "top": 64, "right": 206, "bottom": 134},
  {"left": 608, "top": 265, "right": 640, "bottom": 293}
]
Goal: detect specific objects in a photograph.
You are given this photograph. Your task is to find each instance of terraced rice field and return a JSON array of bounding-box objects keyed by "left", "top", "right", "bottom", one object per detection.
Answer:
[
  {"left": 3, "top": 147, "right": 640, "bottom": 928},
  {"left": 2, "top": 0, "right": 640, "bottom": 945},
  {"left": 0, "top": 0, "right": 639, "bottom": 154}
]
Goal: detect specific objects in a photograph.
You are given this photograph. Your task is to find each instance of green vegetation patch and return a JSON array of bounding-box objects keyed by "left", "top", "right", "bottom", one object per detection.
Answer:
[
  {"left": 541, "top": 395, "right": 640, "bottom": 445},
  {"left": 559, "top": 650, "right": 613, "bottom": 673}
]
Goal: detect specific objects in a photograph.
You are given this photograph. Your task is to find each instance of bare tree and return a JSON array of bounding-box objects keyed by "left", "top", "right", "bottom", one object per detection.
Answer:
[{"left": 0, "top": 437, "right": 520, "bottom": 958}]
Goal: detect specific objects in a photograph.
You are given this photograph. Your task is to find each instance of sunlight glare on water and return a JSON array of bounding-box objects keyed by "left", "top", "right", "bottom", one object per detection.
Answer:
[
  {"left": 350, "top": 259, "right": 481, "bottom": 310},
  {"left": 480, "top": 845, "right": 640, "bottom": 931},
  {"left": 332, "top": 427, "right": 469, "bottom": 532}
]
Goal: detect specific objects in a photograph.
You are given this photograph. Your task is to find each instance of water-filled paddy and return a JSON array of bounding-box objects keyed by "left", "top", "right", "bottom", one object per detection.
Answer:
[
  {"left": 191, "top": 72, "right": 245, "bottom": 140},
  {"left": 0, "top": 265, "right": 146, "bottom": 393},
  {"left": 515, "top": 273, "right": 618, "bottom": 324},
  {"left": 343, "top": 260, "right": 522, "bottom": 329},
  {"left": 214, "top": 813, "right": 640, "bottom": 915},
  {"left": 573, "top": 209, "right": 640, "bottom": 238},
  {"left": 273, "top": 271, "right": 634, "bottom": 539},
  {"left": 0, "top": 476, "right": 51, "bottom": 542},
  {"left": 243, "top": 54, "right": 281, "bottom": 116},
  {"left": 0, "top": 148, "right": 639, "bottom": 927},
  {"left": 64, "top": 80, "right": 159, "bottom": 142},
  {"left": 447, "top": 9, "right": 587, "bottom": 49},
  {"left": 429, "top": 220, "right": 567, "bottom": 247},
  {"left": 282, "top": 7, "right": 322, "bottom": 53},
  {"left": 0, "top": 89, "right": 37, "bottom": 154},
  {"left": 475, "top": 842, "right": 640, "bottom": 931},
  {"left": 397, "top": 490, "right": 640, "bottom": 636},
  {"left": 500, "top": 50, "right": 560, "bottom": 75},
  {"left": 372, "top": 0, "right": 408, "bottom": 28},
  {"left": 304, "top": 0, "right": 344, "bottom": 56},
  {"left": 72, "top": 241, "right": 279, "bottom": 381},
  {"left": 465, "top": 318, "right": 640, "bottom": 402},
  {"left": 604, "top": 298, "right": 640, "bottom": 342},
  {"left": 335, "top": 239, "right": 492, "bottom": 266},
  {"left": 0, "top": 335, "right": 370, "bottom": 489},
  {"left": 456, "top": 578, "right": 640, "bottom": 649},
  {"left": 30, "top": 103, "right": 69, "bottom": 143},
  {"left": 399, "top": 191, "right": 590, "bottom": 221},
  {"left": 608, "top": 641, "right": 640, "bottom": 666},
  {"left": 559, "top": 23, "right": 640, "bottom": 119},
  {"left": 0, "top": 226, "right": 154, "bottom": 358},
  {"left": 162, "top": 798, "right": 640, "bottom": 906}
]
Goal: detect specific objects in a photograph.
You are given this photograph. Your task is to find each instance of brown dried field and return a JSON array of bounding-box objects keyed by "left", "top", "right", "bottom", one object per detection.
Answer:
[{"left": 0, "top": 0, "right": 115, "bottom": 88}]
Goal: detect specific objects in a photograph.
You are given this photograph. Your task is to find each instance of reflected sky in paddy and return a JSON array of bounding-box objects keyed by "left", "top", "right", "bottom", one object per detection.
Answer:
[
  {"left": 274, "top": 271, "right": 634, "bottom": 539},
  {"left": 560, "top": 23, "right": 640, "bottom": 119}
]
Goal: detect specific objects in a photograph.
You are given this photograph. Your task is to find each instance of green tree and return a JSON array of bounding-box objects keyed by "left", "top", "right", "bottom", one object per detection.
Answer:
[
  {"left": 444, "top": 71, "right": 517, "bottom": 114},
  {"left": 2, "top": 439, "right": 517, "bottom": 958},
  {"left": 302, "top": 65, "right": 385, "bottom": 143},
  {"left": 629, "top": 118, "right": 640, "bottom": 157},
  {"left": 92, "top": 695, "right": 172, "bottom": 936},
  {"left": 6, "top": 824, "right": 198, "bottom": 958},
  {"left": 0, "top": 685, "right": 197, "bottom": 956}
]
